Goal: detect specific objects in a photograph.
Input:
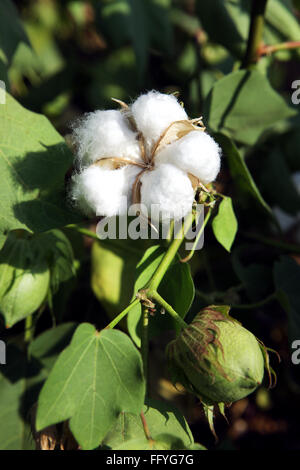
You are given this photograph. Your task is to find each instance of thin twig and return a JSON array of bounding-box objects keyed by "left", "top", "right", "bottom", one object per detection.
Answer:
[
  {"left": 259, "top": 41, "right": 300, "bottom": 56},
  {"left": 140, "top": 412, "right": 154, "bottom": 444},
  {"left": 141, "top": 305, "right": 149, "bottom": 391}
]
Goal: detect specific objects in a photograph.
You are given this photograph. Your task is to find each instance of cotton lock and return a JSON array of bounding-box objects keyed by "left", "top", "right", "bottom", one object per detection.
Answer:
[
  {"left": 131, "top": 90, "right": 188, "bottom": 144},
  {"left": 140, "top": 164, "right": 195, "bottom": 221},
  {"left": 69, "top": 91, "right": 222, "bottom": 221},
  {"left": 72, "top": 109, "right": 141, "bottom": 168},
  {"left": 71, "top": 165, "right": 140, "bottom": 217},
  {"left": 155, "top": 130, "right": 221, "bottom": 185}
]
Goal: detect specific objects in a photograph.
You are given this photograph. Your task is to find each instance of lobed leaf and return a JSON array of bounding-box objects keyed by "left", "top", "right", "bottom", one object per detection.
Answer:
[{"left": 36, "top": 324, "right": 145, "bottom": 450}]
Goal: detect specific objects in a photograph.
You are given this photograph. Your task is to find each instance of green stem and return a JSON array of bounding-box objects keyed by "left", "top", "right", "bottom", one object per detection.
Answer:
[
  {"left": 105, "top": 297, "right": 140, "bottom": 329},
  {"left": 66, "top": 224, "right": 100, "bottom": 241},
  {"left": 100, "top": 211, "right": 196, "bottom": 331},
  {"left": 241, "top": 0, "right": 268, "bottom": 68},
  {"left": 149, "top": 291, "right": 188, "bottom": 330},
  {"left": 24, "top": 315, "right": 34, "bottom": 343},
  {"left": 166, "top": 219, "right": 174, "bottom": 244},
  {"left": 231, "top": 293, "right": 276, "bottom": 310},
  {"left": 243, "top": 232, "right": 300, "bottom": 254},
  {"left": 195, "top": 289, "right": 216, "bottom": 304},
  {"left": 141, "top": 306, "right": 149, "bottom": 390},
  {"left": 180, "top": 207, "right": 212, "bottom": 263},
  {"left": 148, "top": 211, "right": 194, "bottom": 291},
  {"left": 195, "top": 287, "right": 276, "bottom": 310}
]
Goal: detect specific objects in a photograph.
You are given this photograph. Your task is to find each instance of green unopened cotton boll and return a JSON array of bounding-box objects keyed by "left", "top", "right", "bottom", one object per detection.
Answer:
[
  {"left": 166, "top": 306, "right": 265, "bottom": 405},
  {"left": 0, "top": 232, "right": 50, "bottom": 327}
]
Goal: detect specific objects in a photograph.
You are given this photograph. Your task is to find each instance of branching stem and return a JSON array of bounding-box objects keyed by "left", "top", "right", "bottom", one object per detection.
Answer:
[
  {"left": 241, "top": 0, "right": 269, "bottom": 68},
  {"left": 140, "top": 411, "right": 154, "bottom": 443},
  {"left": 259, "top": 41, "right": 300, "bottom": 56},
  {"left": 148, "top": 291, "right": 188, "bottom": 330},
  {"left": 180, "top": 207, "right": 212, "bottom": 263},
  {"left": 147, "top": 211, "right": 194, "bottom": 291},
  {"left": 141, "top": 305, "right": 149, "bottom": 389}
]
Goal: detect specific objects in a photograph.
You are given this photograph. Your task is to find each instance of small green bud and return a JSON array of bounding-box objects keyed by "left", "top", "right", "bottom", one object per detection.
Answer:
[{"left": 166, "top": 305, "right": 267, "bottom": 406}]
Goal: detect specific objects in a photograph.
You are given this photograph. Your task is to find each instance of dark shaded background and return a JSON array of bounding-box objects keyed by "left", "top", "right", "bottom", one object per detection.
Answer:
[{"left": 1, "top": 0, "right": 300, "bottom": 450}]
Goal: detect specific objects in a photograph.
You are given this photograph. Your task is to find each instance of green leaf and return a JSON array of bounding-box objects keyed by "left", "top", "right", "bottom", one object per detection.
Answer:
[
  {"left": 0, "top": 233, "right": 6, "bottom": 251},
  {"left": 29, "top": 322, "right": 78, "bottom": 371},
  {"left": 96, "top": 0, "right": 172, "bottom": 75},
  {"left": 274, "top": 256, "right": 300, "bottom": 344},
  {"left": 212, "top": 196, "right": 238, "bottom": 252},
  {"left": 0, "top": 92, "right": 82, "bottom": 245},
  {"left": 87, "top": 47, "right": 139, "bottom": 109},
  {"left": 214, "top": 133, "right": 273, "bottom": 216},
  {"left": 232, "top": 245, "right": 273, "bottom": 301},
  {"left": 102, "top": 399, "right": 198, "bottom": 450},
  {"left": 0, "top": 345, "right": 36, "bottom": 450},
  {"left": 283, "top": 129, "right": 300, "bottom": 173},
  {"left": 37, "top": 229, "right": 75, "bottom": 294},
  {"left": 204, "top": 70, "right": 296, "bottom": 145},
  {"left": 265, "top": 0, "right": 300, "bottom": 43},
  {"left": 0, "top": 0, "right": 30, "bottom": 69},
  {"left": 91, "top": 237, "right": 145, "bottom": 327},
  {"left": 36, "top": 324, "right": 145, "bottom": 450},
  {"left": 0, "top": 324, "right": 78, "bottom": 450},
  {"left": 257, "top": 147, "right": 300, "bottom": 215},
  {"left": 195, "top": 0, "right": 246, "bottom": 59},
  {"left": 195, "top": 0, "right": 300, "bottom": 59}
]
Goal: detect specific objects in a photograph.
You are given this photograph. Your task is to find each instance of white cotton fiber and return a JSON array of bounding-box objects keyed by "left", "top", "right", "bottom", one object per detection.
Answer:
[
  {"left": 70, "top": 165, "right": 140, "bottom": 217},
  {"left": 140, "top": 163, "right": 194, "bottom": 221},
  {"left": 123, "top": 165, "right": 143, "bottom": 205},
  {"left": 72, "top": 109, "right": 141, "bottom": 168},
  {"left": 155, "top": 130, "right": 221, "bottom": 184},
  {"left": 70, "top": 91, "right": 221, "bottom": 222},
  {"left": 131, "top": 91, "right": 188, "bottom": 145}
]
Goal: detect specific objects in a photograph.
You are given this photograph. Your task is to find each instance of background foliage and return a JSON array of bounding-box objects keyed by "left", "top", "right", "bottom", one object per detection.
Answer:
[{"left": 0, "top": 0, "right": 300, "bottom": 450}]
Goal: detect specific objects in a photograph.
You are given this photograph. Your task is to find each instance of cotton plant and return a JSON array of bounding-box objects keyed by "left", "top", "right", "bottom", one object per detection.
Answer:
[{"left": 70, "top": 91, "right": 221, "bottom": 221}]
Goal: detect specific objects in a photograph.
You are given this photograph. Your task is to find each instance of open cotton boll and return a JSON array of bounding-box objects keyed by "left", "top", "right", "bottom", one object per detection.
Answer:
[
  {"left": 155, "top": 131, "right": 221, "bottom": 184},
  {"left": 140, "top": 163, "right": 194, "bottom": 221},
  {"left": 131, "top": 91, "right": 188, "bottom": 145},
  {"left": 121, "top": 164, "right": 143, "bottom": 205},
  {"left": 72, "top": 109, "right": 141, "bottom": 168},
  {"left": 70, "top": 165, "right": 134, "bottom": 217}
]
